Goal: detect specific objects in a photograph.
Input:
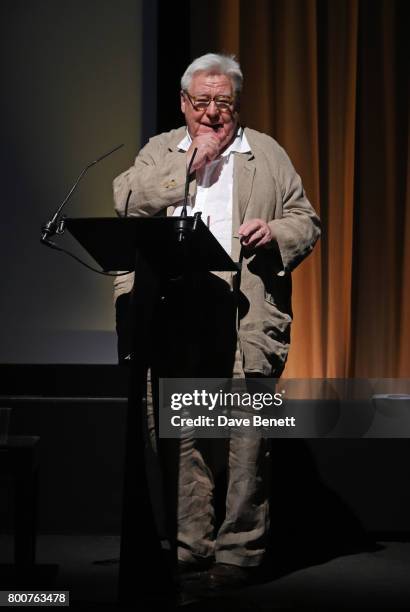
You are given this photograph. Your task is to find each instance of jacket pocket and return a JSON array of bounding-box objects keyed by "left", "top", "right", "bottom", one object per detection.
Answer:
[{"left": 264, "top": 291, "right": 292, "bottom": 337}]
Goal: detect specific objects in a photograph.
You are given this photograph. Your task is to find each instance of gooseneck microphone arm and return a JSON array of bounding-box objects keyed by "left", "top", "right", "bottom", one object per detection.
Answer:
[
  {"left": 41, "top": 143, "right": 124, "bottom": 242},
  {"left": 176, "top": 148, "right": 199, "bottom": 243},
  {"left": 124, "top": 190, "right": 132, "bottom": 217},
  {"left": 39, "top": 143, "right": 132, "bottom": 277},
  {"left": 181, "top": 147, "right": 198, "bottom": 218}
]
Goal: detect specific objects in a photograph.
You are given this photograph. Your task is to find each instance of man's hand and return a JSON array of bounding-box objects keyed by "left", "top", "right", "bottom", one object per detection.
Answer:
[
  {"left": 187, "top": 133, "right": 220, "bottom": 172},
  {"left": 238, "top": 219, "right": 273, "bottom": 249}
]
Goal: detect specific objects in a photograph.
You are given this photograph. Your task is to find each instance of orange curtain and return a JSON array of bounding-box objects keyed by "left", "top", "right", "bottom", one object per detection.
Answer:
[{"left": 191, "top": 0, "right": 409, "bottom": 377}]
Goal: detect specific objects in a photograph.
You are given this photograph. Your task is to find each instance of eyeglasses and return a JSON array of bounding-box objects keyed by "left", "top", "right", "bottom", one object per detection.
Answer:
[{"left": 183, "top": 91, "right": 234, "bottom": 112}]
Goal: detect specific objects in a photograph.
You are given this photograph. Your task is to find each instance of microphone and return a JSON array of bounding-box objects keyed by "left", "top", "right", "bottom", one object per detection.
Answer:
[
  {"left": 176, "top": 148, "right": 198, "bottom": 243},
  {"left": 41, "top": 143, "right": 124, "bottom": 243},
  {"left": 181, "top": 148, "right": 198, "bottom": 218},
  {"left": 124, "top": 190, "right": 132, "bottom": 217}
]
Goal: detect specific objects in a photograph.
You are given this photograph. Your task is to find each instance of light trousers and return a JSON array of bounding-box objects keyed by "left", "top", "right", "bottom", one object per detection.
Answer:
[{"left": 146, "top": 347, "right": 271, "bottom": 568}]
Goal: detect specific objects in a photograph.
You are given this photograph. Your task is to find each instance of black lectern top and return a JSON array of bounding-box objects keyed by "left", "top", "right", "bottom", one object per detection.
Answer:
[{"left": 66, "top": 216, "right": 239, "bottom": 273}]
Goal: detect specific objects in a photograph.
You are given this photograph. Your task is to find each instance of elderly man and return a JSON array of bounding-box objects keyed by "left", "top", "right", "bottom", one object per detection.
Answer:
[{"left": 113, "top": 53, "right": 320, "bottom": 588}]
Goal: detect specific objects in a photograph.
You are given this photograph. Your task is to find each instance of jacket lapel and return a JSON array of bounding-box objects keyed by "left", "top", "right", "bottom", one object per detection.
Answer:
[{"left": 232, "top": 151, "right": 255, "bottom": 261}]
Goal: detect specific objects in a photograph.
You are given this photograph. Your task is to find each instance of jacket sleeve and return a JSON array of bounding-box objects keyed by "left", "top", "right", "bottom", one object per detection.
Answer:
[
  {"left": 112, "top": 132, "right": 190, "bottom": 303},
  {"left": 267, "top": 143, "right": 321, "bottom": 273},
  {"left": 113, "top": 135, "right": 188, "bottom": 218}
]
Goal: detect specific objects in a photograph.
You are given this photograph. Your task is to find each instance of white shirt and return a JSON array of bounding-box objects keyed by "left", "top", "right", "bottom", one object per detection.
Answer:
[{"left": 174, "top": 127, "right": 251, "bottom": 255}]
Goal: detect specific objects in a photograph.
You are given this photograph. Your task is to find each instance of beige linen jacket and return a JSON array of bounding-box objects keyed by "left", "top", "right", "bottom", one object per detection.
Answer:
[{"left": 113, "top": 126, "right": 320, "bottom": 376}]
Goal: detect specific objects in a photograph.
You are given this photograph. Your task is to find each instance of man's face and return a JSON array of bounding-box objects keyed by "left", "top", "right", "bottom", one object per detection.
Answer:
[{"left": 180, "top": 72, "right": 239, "bottom": 152}]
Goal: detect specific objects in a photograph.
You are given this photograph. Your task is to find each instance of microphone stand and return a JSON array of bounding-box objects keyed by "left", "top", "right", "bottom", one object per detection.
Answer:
[
  {"left": 176, "top": 148, "right": 198, "bottom": 243},
  {"left": 41, "top": 143, "right": 124, "bottom": 244}
]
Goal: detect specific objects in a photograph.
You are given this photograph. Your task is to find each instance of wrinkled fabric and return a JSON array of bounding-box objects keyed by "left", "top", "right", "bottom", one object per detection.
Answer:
[{"left": 113, "top": 126, "right": 320, "bottom": 377}]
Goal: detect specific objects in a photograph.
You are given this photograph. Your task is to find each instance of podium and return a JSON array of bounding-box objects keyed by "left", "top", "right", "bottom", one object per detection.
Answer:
[{"left": 66, "top": 215, "right": 238, "bottom": 604}]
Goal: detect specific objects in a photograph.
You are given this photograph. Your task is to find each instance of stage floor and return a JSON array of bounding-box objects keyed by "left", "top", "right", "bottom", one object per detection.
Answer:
[{"left": 0, "top": 535, "right": 409, "bottom": 609}]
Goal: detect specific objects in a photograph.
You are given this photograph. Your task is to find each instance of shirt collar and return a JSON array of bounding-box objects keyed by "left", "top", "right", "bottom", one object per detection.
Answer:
[{"left": 177, "top": 126, "right": 251, "bottom": 157}]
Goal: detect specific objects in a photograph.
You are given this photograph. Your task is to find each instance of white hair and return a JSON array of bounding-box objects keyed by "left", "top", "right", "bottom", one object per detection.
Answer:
[{"left": 181, "top": 53, "right": 243, "bottom": 95}]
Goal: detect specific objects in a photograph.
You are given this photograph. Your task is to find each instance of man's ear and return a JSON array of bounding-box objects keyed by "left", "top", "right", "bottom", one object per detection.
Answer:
[{"left": 180, "top": 90, "right": 186, "bottom": 114}]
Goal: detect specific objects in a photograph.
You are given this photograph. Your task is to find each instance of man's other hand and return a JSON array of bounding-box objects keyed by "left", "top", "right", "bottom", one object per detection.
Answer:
[
  {"left": 187, "top": 133, "right": 220, "bottom": 172},
  {"left": 239, "top": 219, "right": 273, "bottom": 249}
]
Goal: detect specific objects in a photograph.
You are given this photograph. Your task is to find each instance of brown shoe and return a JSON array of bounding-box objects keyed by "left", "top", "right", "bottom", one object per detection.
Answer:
[
  {"left": 206, "top": 562, "right": 260, "bottom": 591},
  {"left": 178, "top": 557, "right": 213, "bottom": 575}
]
